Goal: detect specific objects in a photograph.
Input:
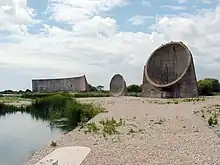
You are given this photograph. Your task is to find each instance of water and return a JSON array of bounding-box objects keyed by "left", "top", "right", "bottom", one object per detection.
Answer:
[{"left": 0, "top": 112, "right": 62, "bottom": 165}]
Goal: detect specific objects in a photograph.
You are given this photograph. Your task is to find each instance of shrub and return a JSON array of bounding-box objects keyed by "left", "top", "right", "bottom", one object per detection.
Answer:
[
  {"left": 73, "top": 92, "right": 110, "bottom": 98},
  {"left": 198, "top": 78, "right": 220, "bottom": 96},
  {"left": 127, "top": 84, "right": 141, "bottom": 93},
  {"left": 0, "top": 94, "right": 104, "bottom": 131}
]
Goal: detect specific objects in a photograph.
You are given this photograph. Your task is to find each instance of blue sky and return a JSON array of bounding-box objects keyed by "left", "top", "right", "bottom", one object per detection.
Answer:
[{"left": 0, "top": 0, "right": 220, "bottom": 90}]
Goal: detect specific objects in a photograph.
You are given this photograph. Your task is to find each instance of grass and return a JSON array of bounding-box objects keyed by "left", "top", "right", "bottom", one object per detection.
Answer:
[
  {"left": 83, "top": 117, "right": 124, "bottom": 138},
  {"left": 0, "top": 94, "right": 105, "bottom": 131},
  {"left": 20, "top": 91, "right": 110, "bottom": 99},
  {"left": 148, "top": 97, "right": 205, "bottom": 104},
  {"left": 195, "top": 104, "right": 220, "bottom": 127},
  {"left": 72, "top": 92, "right": 110, "bottom": 98}
]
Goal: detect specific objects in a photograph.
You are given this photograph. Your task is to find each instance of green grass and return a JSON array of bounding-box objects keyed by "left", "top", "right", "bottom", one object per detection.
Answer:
[
  {"left": 0, "top": 94, "right": 105, "bottom": 131},
  {"left": 83, "top": 117, "right": 124, "bottom": 138},
  {"left": 20, "top": 91, "right": 110, "bottom": 99},
  {"left": 148, "top": 97, "right": 205, "bottom": 104}
]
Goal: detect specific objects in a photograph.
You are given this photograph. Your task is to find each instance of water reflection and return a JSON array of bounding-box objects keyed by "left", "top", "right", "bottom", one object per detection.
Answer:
[{"left": 0, "top": 112, "right": 62, "bottom": 165}]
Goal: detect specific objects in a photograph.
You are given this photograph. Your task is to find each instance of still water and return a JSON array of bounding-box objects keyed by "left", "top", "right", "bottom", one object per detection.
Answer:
[{"left": 0, "top": 112, "right": 62, "bottom": 165}]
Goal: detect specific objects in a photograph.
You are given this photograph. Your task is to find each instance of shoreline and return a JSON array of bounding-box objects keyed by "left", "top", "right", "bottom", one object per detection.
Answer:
[{"left": 24, "top": 97, "right": 220, "bottom": 165}]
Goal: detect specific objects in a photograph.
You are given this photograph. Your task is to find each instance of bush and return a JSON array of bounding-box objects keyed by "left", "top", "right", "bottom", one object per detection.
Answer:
[
  {"left": 127, "top": 84, "right": 141, "bottom": 93},
  {"left": 32, "top": 94, "right": 104, "bottom": 130},
  {"left": 0, "top": 94, "right": 105, "bottom": 131},
  {"left": 73, "top": 92, "right": 110, "bottom": 98},
  {"left": 198, "top": 78, "right": 220, "bottom": 96},
  {"left": 21, "top": 92, "right": 72, "bottom": 99}
]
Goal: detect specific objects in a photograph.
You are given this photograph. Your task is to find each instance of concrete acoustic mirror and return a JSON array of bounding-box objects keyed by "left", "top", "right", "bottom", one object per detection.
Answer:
[
  {"left": 141, "top": 41, "right": 198, "bottom": 98},
  {"left": 110, "top": 74, "right": 127, "bottom": 97}
]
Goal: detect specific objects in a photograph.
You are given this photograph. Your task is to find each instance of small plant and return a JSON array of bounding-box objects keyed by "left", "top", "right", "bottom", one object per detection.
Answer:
[
  {"left": 208, "top": 116, "right": 213, "bottom": 126},
  {"left": 84, "top": 122, "right": 100, "bottom": 134},
  {"left": 201, "top": 114, "right": 205, "bottom": 118},
  {"left": 154, "top": 119, "right": 164, "bottom": 125},
  {"left": 129, "top": 128, "right": 135, "bottom": 133},
  {"left": 50, "top": 141, "right": 57, "bottom": 147},
  {"left": 100, "top": 117, "right": 122, "bottom": 136}
]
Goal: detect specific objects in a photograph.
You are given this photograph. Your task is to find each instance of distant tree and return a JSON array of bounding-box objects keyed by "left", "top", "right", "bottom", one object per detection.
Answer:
[
  {"left": 197, "top": 78, "right": 220, "bottom": 96},
  {"left": 96, "top": 85, "right": 104, "bottom": 91},
  {"left": 18, "top": 90, "right": 24, "bottom": 93},
  {"left": 203, "top": 78, "right": 220, "bottom": 92},
  {"left": 88, "top": 84, "right": 97, "bottom": 92},
  {"left": 127, "top": 84, "right": 142, "bottom": 93},
  {"left": 2, "top": 90, "right": 15, "bottom": 94},
  {"left": 25, "top": 89, "right": 32, "bottom": 93}
]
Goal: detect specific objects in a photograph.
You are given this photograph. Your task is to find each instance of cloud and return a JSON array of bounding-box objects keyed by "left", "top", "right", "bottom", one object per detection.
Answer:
[
  {"left": 46, "top": 0, "right": 128, "bottom": 23},
  {"left": 1, "top": 0, "right": 220, "bottom": 90},
  {"left": 127, "top": 15, "right": 154, "bottom": 26},
  {"left": 141, "top": 0, "right": 152, "bottom": 7},
  {"left": 161, "top": 5, "right": 187, "bottom": 11},
  {"left": 177, "top": 0, "right": 188, "bottom": 3},
  {"left": 0, "top": 0, "right": 36, "bottom": 34}
]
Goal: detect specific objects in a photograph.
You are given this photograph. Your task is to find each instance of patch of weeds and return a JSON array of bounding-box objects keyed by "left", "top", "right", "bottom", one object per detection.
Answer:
[
  {"left": 82, "top": 117, "right": 125, "bottom": 138},
  {"left": 50, "top": 141, "right": 57, "bottom": 147},
  {"left": 100, "top": 117, "right": 122, "bottom": 137},
  {"left": 149, "top": 98, "right": 205, "bottom": 105},
  {"left": 84, "top": 122, "right": 100, "bottom": 134},
  {"left": 128, "top": 128, "right": 136, "bottom": 134},
  {"left": 154, "top": 119, "right": 165, "bottom": 125}
]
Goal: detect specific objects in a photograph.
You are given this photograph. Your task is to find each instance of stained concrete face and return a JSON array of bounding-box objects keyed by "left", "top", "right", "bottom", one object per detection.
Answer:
[
  {"left": 142, "top": 41, "right": 198, "bottom": 98},
  {"left": 32, "top": 75, "right": 89, "bottom": 93},
  {"left": 110, "top": 74, "right": 127, "bottom": 96}
]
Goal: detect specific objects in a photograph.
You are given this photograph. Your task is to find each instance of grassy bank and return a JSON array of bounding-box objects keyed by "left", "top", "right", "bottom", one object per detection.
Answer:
[
  {"left": 0, "top": 94, "right": 105, "bottom": 131},
  {"left": 20, "top": 91, "right": 110, "bottom": 99}
]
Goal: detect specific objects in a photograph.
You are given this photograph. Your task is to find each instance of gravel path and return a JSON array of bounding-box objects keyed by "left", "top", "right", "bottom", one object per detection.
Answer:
[{"left": 24, "top": 97, "right": 220, "bottom": 165}]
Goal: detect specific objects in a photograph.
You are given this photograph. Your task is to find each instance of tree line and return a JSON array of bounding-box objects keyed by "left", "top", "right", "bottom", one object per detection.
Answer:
[
  {"left": 0, "top": 78, "right": 219, "bottom": 96},
  {"left": 126, "top": 78, "right": 220, "bottom": 96}
]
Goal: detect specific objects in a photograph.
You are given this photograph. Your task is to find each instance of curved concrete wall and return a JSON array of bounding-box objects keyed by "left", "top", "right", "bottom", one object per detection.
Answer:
[
  {"left": 146, "top": 42, "right": 191, "bottom": 87},
  {"left": 110, "top": 74, "right": 127, "bottom": 96},
  {"left": 142, "top": 41, "right": 198, "bottom": 98},
  {"left": 32, "top": 75, "right": 89, "bottom": 93}
]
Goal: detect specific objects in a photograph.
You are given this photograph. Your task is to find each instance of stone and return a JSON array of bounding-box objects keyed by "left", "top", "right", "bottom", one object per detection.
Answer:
[
  {"left": 35, "top": 146, "right": 91, "bottom": 165},
  {"left": 110, "top": 74, "right": 127, "bottom": 97},
  {"left": 141, "top": 41, "right": 198, "bottom": 98},
  {"left": 32, "top": 75, "right": 89, "bottom": 93}
]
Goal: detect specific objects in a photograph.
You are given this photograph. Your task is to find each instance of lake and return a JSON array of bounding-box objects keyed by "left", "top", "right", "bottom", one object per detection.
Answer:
[{"left": 0, "top": 112, "right": 62, "bottom": 165}]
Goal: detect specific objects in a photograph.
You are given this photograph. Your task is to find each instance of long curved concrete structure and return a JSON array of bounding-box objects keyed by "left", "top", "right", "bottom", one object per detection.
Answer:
[
  {"left": 142, "top": 41, "right": 198, "bottom": 98},
  {"left": 32, "top": 75, "right": 89, "bottom": 92},
  {"left": 110, "top": 74, "right": 127, "bottom": 96}
]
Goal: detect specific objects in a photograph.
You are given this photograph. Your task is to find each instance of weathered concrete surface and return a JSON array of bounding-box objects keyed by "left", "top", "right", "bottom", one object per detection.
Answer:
[
  {"left": 35, "top": 146, "right": 91, "bottom": 165},
  {"left": 142, "top": 41, "right": 198, "bottom": 98},
  {"left": 32, "top": 75, "right": 89, "bottom": 93},
  {"left": 110, "top": 74, "right": 127, "bottom": 96}
]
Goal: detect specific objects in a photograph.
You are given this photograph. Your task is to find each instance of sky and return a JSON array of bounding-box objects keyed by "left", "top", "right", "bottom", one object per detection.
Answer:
[{"left": 0, "top": 0, "right": 220, "bottom": 90}]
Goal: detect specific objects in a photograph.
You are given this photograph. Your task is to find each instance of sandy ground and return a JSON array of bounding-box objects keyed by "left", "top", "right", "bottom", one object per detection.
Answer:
[{"left": 24, "top": 97, "right": 220, "bottom": 165}]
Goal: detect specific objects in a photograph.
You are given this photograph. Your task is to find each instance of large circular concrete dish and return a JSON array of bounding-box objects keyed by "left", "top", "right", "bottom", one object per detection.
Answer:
[
  {"left": 110, "top": 74, "right": 126, "bottom": 96},
  {"left": 145, "top": 41, "right": 192, "bottom": 88}
]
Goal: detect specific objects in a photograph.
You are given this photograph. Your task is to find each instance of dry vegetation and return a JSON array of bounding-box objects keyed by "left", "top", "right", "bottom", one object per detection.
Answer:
[{"left": 148, "top": 97, "right": 205, "bottom": 104}]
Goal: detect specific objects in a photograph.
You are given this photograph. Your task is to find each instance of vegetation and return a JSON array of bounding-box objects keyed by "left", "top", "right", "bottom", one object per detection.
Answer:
[
  {"left": 198, "top": 78, "right": 220, "bottom": 96},
  {"left": 195, "top": 105, "right": 220, "bottom": 127},
  {"left": 127, "top": 84, "right": 142, "bottom": 93},
  {"left": 72, "top": 92, "right": 110, "bottom": 98},
  {"left": 88, "top": 84, "right": 98, "bottom": 92},
  {"left": 0, "top": 89, "right": 32, "bottom": 94},
  {"left": 148, "top": 97, "right": 205, "bottom": 104},
  {"left": 0, "top": 94, "right": 105, "bottom": 131},
  {"left": 83, "top": 117, "right": 124, "bottom": 138},
  {"left": 96, "top": 85, "right": 104, "bottom": 91}
]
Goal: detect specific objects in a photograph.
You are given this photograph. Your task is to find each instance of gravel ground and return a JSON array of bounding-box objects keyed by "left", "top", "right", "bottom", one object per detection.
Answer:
[{"left": 24, "top": 97, "right": 220, "bottom": 165}]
